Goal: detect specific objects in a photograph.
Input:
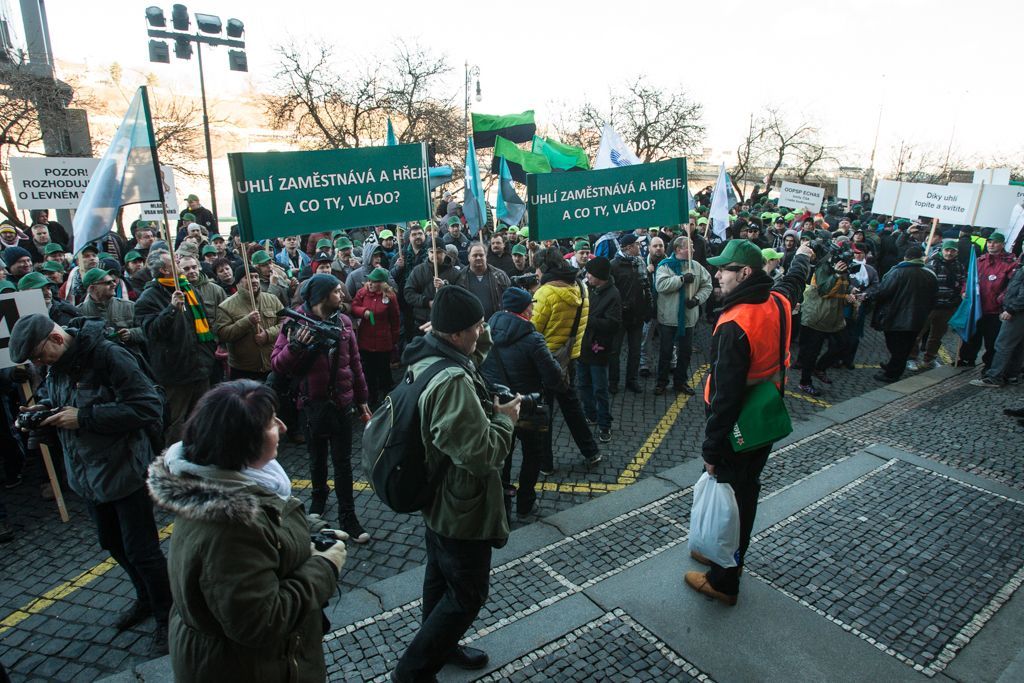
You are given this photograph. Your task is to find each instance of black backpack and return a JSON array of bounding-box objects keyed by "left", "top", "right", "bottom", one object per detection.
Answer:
[{"left": 361, "top": 358, "right": 459, "bottom": 513}]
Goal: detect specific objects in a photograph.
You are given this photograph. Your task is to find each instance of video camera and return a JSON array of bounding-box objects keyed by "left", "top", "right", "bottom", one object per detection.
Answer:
[
  {"left": 491, "top": 384, "right": 543, "bottom": 416},
  {"left": 809, "top": 232, "right": 861, "bottom": 275},
  {"left": 16, "top": 408, "right": 59, "bottom": 431},
  {"left": 278, "top": 308, "right": 339, "bottom": 351},
  {"left": 510, "top": 273, "right": 538, "bottom": 289}
]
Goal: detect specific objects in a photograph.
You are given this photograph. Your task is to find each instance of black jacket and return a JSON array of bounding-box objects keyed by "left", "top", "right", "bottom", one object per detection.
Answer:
[
  {"left": 134, "top": 280, "right": 216, "bottom": 386},
  {"left": 610, "top": 255, "right": 651, "bottom": 326},
  {"left": 926, "top": 253, "right": 965, "bottom": 310},
  {"left": 866, "top": 261, "right": 938, "bottom": 332},
  {"left": 402, "top": 257, "right": 460, "bottom": 325},
  {"left": 1003, "top": 266, "right": 1024, "bottom": 314},
  {"left": 580, "top": 278, "right": 622, "bottom": 365},
  {"left": 481, "top": 311, "right": 564, "bottom": 394},
  {"left": 703, "top": 254, "right": 811, "bottom": 465}
]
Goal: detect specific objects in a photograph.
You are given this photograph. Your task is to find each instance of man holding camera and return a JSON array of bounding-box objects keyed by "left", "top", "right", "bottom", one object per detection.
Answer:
[
  {"left": 393, "top": 285, "right": 520, "bottom": 682},
  {"left": 9, "top": 314, "right": 171, "bottom": 654},
  {"left": 797, "top": 244, "right": 853, "bottom": 396}
]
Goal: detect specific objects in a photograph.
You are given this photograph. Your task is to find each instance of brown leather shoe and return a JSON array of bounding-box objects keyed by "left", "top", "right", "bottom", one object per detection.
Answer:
[
  {"left": 684, "top": 571, "right": 737, "bottom": 606},
  {"left": 689, "top": 550, "right": 743, "bottom": 575}
]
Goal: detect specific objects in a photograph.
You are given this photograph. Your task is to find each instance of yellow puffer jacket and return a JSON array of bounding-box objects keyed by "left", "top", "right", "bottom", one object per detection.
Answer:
[{"left": 532, "top": 280, "right": 589, "bottom": 360}]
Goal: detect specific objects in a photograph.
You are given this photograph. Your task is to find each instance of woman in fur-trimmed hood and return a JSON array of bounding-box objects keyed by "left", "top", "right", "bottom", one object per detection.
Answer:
[{"left": 147, "top": 380, "right": 346, "bottom": 683}]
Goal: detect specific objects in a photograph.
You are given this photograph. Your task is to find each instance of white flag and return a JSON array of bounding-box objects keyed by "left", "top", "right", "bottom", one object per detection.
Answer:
[
  {"left": 709, "top": 163, "right": 735, "bottom": 241},
  {"left": 1007, "top": 202, "right": 1024, "bottom": 253},
  {"left": 594, "top": 125, "right": 641, "bottom": 170}
]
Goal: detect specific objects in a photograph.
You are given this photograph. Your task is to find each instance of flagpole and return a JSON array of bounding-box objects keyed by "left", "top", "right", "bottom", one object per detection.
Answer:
[
  {"left": 431, "top": 227, "right": 440, "bottom": 280},
  {"left": 140, "top": 86, "right": 181, "bottom": 294}
]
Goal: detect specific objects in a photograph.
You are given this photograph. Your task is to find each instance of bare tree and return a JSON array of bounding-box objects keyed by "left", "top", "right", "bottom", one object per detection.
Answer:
[
  {"left": 729, "top": 114, "right": 766, "bottom": 202},
  {"left": 793, "top": 141, "right": 840, "bottom": 184},
  {"left": 756, "top": 107, "right": 821, "bottom": 190},
  {"left": 889, "top": 140, "right": 948, "bottom": 183},
  {"left": 555, "top": 75, "right": 705, "bottom": 163}
]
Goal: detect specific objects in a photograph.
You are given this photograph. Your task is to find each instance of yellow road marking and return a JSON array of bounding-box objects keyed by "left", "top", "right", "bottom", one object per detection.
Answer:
[{"left": 787, "top": 391, "right": 832, "bottom": 408}]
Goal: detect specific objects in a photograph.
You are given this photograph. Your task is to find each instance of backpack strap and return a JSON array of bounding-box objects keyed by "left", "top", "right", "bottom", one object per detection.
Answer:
[
  {"left": 770, "top": 292, "right": 788, "bottom": 398},
  {"left": 408, "top": 357, "right": 463, "bottom": 489}
]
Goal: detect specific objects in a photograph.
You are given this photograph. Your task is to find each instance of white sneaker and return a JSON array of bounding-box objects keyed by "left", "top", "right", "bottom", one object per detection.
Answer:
[{"left": 906, "top": 360, "right": 920, "bottom": 372}]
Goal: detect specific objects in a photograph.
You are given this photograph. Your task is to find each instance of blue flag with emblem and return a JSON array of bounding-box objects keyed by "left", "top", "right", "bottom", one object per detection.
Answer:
[
  {"left": 463, "top": 137, "right": 487, "bottom": 236},
  {"left": 948, "top": 246, "right": 981, "bottom": 342},
  {"left": 496, "top": 157, "right": 526, "bottom": 227},
  {"left": 72, "top": 86, "right": 163, "bottom": 254}
]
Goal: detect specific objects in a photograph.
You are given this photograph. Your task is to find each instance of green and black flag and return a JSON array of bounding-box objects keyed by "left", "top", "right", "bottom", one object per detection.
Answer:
[
  {"left": 472, "top": 110, "right": 536, "bottom": 148},
  {"left": 532, "top": 135, "right": 590, "bottom": 171},
  {"left": 490, "top": 135, "right": 551, "bottom": 183}
]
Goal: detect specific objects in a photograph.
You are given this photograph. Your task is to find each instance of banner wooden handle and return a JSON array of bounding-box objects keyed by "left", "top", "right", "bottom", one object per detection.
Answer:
[{"left": 19, "top": 378, "right": 70, "bottom": 523}]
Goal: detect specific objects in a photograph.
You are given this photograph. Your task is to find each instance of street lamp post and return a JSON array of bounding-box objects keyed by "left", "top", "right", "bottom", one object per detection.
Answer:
[
  {"left": 144, "top": 4, "right": 247, "bottom": 224},
  {"left": 464, "top": 61, "right": 480, "bottom": 154}
]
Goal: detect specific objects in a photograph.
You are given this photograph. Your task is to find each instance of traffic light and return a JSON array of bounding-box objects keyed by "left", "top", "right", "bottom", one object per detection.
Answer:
[
  {"left": 226, "top": 18, "right": 244, "bottom": 38},
  {"left": 145, "top": 6, "right": 166, "bottom": 28},
  {"left": 148, "top": 40, "right": 170, "bottom": 63},
  {"left": 174, "top": 37, "right": 192, "bottom": 60},
  {"left": 228, "top": 50, "right": 248, "bottom": 72},
  {"left": 195, "top": 13, "right": 221, "bottom": 34},
  {"left": 171, "top": 4, "right": 189, "bottom": 31}
]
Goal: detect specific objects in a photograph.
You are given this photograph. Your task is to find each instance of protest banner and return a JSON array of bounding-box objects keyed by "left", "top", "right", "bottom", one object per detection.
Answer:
[
  {"left": 836, "top": 177, "right": 862, "bottom": 202},
  {"left": 872, "top": 179, "right": 920, "bottom": 219},
  {"left": 526, "top": 158, "right": 688, "bottom": 240},
  {"left": 0, "top": 289, "right": 68, "bottom": 522},
  {"left": 973, "top": 168, "right": 1010, "bottom": 185},
  {"left": 140, "top": 165, "right": 179, "bottom": 221},
  {"left": 910, "top": 183, "right": 980, "bottom": 224},
  {"left": 950, "top": 183, "right": 1024, "bottom": 229},
  {"left": 228, "top": 143, "right": 431, "bottom": 242},
  {"left": 778, "top": 181, "right": 824, "bottom": 213},
  {"left": 1008, "top": 203, "right": 1024, "bottom": 249},
  {"left": 10, "top": 157, "right": 100, "bottom": 211}
]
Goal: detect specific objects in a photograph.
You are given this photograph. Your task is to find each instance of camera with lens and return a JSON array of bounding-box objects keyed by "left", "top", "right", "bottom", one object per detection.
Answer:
[
  {"left": 491, "top": 384, "right": 543, "bottom": 415},
  {"left": 810, "top": 236, "right": 861, "bottom": 275},
  {"left": 310, "top": 531, "right": 338, "bottom": 551},
  {"left": 16, "top": 408, "right": 59, "bottom": 431},
  {"left": 279, "top": 308, "right": 339, "bottom": 351},
  {"left": 510, "top": 273, "right": 538, "bottom": 289}
]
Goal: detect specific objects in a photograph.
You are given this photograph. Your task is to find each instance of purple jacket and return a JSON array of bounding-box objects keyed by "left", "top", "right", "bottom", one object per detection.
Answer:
[{"left": 271, "top": 305, "right": 369, "bottom": 409}]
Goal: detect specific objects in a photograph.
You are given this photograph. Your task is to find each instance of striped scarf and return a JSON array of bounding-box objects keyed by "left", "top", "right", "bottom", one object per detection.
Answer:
[{"left": 158, "top": 277, "right": 215, "bottom": 342}]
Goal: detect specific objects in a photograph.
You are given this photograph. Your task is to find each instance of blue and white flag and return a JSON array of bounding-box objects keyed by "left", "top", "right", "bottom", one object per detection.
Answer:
[
  {"left": 428, "top": 165, "right": 453, "bottom": 191},
  {"left": 948, "top": 246, "right": 981, "bottom": 342},
  {"left": 72, "top": 87, "right": 162, "bottom": 254},
  {"left": 709, "top": 163, "right": 736, "bottom": 241},
  {"left": 386, "top": 118, "right": 398, "bottom": 146},
  {"left": 496, "top": 157, "right": 526, "bottom": 227},
  {"left": 594, "top": 124, "right": 641, "bottom": 170},
  {"left": 463, "top": 137, "right": 487, "bottom": 236}
]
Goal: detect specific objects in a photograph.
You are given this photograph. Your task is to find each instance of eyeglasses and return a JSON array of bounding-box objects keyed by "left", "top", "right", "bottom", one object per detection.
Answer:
[
  {"left": 29, "top": 337, "right": 51, "bottom": 363},
  {"left": 98, "top": 279, "right": 116, "bottom": 286}
]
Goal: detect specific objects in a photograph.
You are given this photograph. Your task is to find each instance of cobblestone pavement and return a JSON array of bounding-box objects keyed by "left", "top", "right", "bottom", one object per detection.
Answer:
[{"left": 0, "top": 325, "right": 995, "bottom": 681}]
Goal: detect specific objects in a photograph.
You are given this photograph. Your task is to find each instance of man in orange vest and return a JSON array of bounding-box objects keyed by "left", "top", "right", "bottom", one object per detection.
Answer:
[{"left": 685, "top": 239, "right": 813, "bottom": 606}]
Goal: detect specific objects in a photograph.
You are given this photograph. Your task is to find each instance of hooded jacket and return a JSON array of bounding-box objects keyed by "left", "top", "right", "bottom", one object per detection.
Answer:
[
  {"left": 402, "top": 331, "right": 514, "bottom": 544},
  {"left": 40, "top": 319, "right": 163, "bottom": 503},
  {"left": 532, "top": 275, "right": 589, "bottom": 360},
  {"left": 481, "top": 311, "right": 564, "bottom": 394},
  {"left": 147, "top": 445, "right": 336, "bottom": 683},
  {"left": 345, "top": 245, "right": 395, "bottom": 298},
  {"left": 579, "top": 278, "right": 621, "bottom": 365}
]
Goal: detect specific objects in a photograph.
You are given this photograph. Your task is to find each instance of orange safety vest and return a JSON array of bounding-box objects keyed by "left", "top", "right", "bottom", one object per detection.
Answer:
[{"left": 704, "top": 291, "right": 792, "bottom": 404}]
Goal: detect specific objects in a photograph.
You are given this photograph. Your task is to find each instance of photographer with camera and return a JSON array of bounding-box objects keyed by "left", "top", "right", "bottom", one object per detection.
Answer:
[
  {"left": 482, "top": 287, "right": 564, "bottom": 519},
  {"left": 147, "top": 380, "right": 347, "bottom": 682},
  {"left": 393, "top": 285, "right": 519, "bottom": 681},
  {"left": 9, "top": 314, "right": 171, "bottom": 655},
  {"left": 78, "top": 267, "right": 144, "bottom": 352},
  {"left": 796, "top": 238, "right": 854, "bottom": 396},
  {"left": 272, "top": 274, "right": 372, "bottom": 543}
]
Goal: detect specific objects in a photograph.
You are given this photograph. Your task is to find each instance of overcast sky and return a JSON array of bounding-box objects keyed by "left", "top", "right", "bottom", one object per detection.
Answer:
[{"left": 30, "top": 0, "right": 1023, "bottom": 172}]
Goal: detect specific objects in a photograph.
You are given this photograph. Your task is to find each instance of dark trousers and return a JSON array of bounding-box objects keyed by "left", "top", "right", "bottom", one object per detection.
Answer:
[
  {"left": 502, "top": 428, "right": 545, "bottom": 514},
  {"left": 609, "top": 323, "right": 643, "bottom": 386},
  {"left": 707, "top": 447, "right": 770, "bottom": 596},
  {"left": 86, "top": 487, "right": 172, "bottom": 624},
  {"left": 303, "top": 404, "right": 355, "bottom": 517},
  {"left": 656, "top": 323, "right": 693, "bottom": 387},
  {"left": 229, "top": 367, "right": 269, "bottom": 382},
  {"left": 881, "top": 330, "right": 920, "bottom": 380},
  {"left": 798, "top": 326, "right": 845, "bottom": 384},
  {"left": 840, "top": 305, "right": 870, "bottom": 367},
  {"left": 359, "top": 350, "right": 393, "bottom": 408},
  {"left": 164, "top": 380, "right": 210, "bottom": 445},
  {"left": 958, "top": 313, "right": 1002, "bottom": 369},
  {"left": 544, "top": 362, "right": 599, "bottom": 469},
  {"left": 395, "top": 527, "right": 492, "bottom": 680}
]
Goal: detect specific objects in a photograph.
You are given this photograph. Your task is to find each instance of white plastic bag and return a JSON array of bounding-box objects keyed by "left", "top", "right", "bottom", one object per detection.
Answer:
[{"left": 688, "top": 472, "right": 740, "bottom": 568}]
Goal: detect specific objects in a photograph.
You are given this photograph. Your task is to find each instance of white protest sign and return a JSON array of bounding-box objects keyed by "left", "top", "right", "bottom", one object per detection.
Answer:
[
  {"left": 10, "top": 157, "right": 100, "bottom": 211},
  {"left": 836, "top": 177, "right": 862, "bottom": 201},
  {"left": 1007, "top": 203, "right": 1024, "bottom": 250},
  {"left": 949, "top": 183, "right": 1024, "bottom": 228},
  {"left": 778, "top": 181, "right": 825, "bottom": 212},
  {"left": 872, "top": 179, "right": 920, "bottom": 219},
  {"left": 972, "top": 168, "right": 1010, "bottom": 185},
  {"left": 910, "top": 183, "right": 979, "bottom": 224},
  {"left": 140, "top": 165, "right": 179, "bottom": 220},
  {"left": 0, "top": 289, "right": 48, "bottom": 369}
]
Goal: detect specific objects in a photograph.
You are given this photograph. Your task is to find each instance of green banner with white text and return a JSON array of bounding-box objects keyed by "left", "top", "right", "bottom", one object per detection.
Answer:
[
  {"left": 229, "top": 143, "right": 431, "bottom": 242},
  {"left": 526, "top": 158, "right": 688, "bottom": 240}
]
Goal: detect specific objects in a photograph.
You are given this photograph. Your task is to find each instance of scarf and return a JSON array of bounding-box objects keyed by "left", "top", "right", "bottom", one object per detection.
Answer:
[
  {"left": 165, "top": 442, "right": 293, "bottom": 501},
  {"left": 158, "top": 276, "right": 215, "bottom": 342},
  {"left": 241, "top": 459, "right": 292, "bottom": 501},
  {"left": 659, "top": 254, "right": 692, "bottom": 339}
]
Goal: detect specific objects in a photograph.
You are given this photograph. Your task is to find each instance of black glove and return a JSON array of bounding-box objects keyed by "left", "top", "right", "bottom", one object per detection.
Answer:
[
  {"left": 11, "top": 366, "right": 30, "bottom": 383},
  {"left": 685, "top": 297, "right": 699, "bottom": 309},
  {"left": 682, "top": 273, "right": 695, "bottom": 284}
]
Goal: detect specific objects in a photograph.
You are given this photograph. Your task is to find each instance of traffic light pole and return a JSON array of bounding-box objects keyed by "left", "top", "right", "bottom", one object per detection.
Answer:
[{"left": 195, "top": 39, "right": 218, "bottom": 221}]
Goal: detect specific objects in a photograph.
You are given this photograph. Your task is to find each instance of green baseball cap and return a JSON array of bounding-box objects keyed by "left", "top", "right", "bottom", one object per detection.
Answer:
[
  {"left": 511, "top": 244, "right": 528, "bottom": 256},
  {"left": 251, "top": 251, "right": 272, "bottom": 266},
  {"left": 201, "top": 245, "right": 218, "bottom": 256},
  {"left": 573, "top": 240, "right": 591, "bottom": 251},
  {"left": 0, "top": 280, "right": 14, "bottom": 292},
  {"left": 186, "top": 194, "right": 200, "bottom": 202},
  {"left": 379, "top": 229, "right": 395, "bottom": 240},
  {"left": 941, "top": 239, "right": 959, "bottom": 251},
  {"left": 447, "top": 216, "right": 461, "bottom": 227},
  {"left": 989, "top": 232, "right": 1006, "bottom": 243},
  {"left": 180, "top": 212, "right": 196, "bottom": 222},
  {"left": 124, "top": 250, "right": 144, "bottom": 262},
  {"left": 82, "top": 268, "right": 111, "bottom": 287},
  {"left": 334, "top": 237, "right": 353, "bottom": 250},
  {"left": 17, "top": 271, "right": 49, "bottom": 291},
  {"left": 316, "top": 238, "right": 332, "bottom": 249},
  {"left": 367, "top": 267, "right": 389, "bottom": 282},
  {"left": 43, "top": 243, "right": 64, "bottom": 255},
  {"left": 41, "top": 260, "right": 65, "bottom": 273},
  {"left": 708, "top": 240, "right": 765, "bottom": 269},
  {"left": 761, "top": 247, "right": 784, "bottom": 261},
  {"left": 696, "top": 217, "right": 708, "bottom": 226}
]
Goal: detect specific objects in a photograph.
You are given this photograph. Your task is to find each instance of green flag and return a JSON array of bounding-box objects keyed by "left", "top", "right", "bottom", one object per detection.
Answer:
[
  {"left": 532, "top": 135, "right": 590, "bottom": 171},
  {"left": 472, "top": 110, "right": 536, "bottom": 148},
  {"left": 490, "top": 135, "right": 551, "bottom": 183}
]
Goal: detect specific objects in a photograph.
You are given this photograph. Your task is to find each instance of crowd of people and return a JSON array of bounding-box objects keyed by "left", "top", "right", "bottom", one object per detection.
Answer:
[{"left": 1, "top": 185, "right": 1023, "bottom": 679}]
